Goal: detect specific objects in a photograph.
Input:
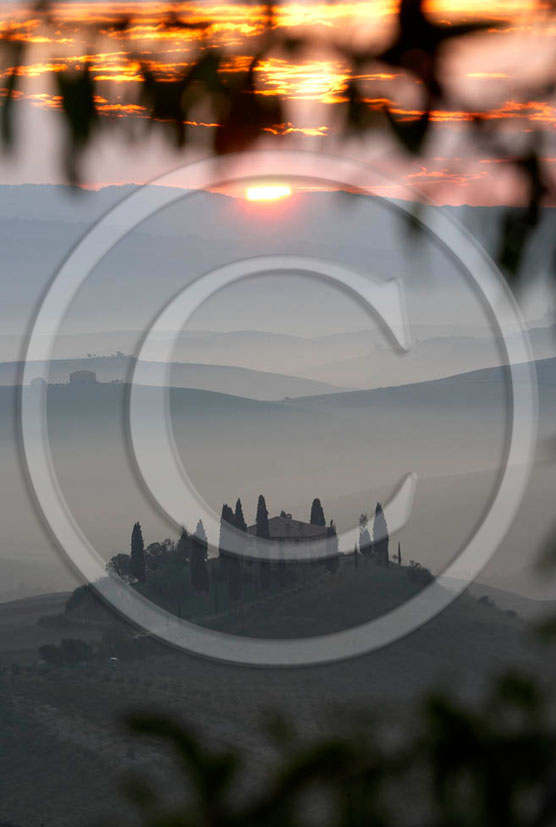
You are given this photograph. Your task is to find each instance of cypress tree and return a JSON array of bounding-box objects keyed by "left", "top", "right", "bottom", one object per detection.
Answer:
[
  {"left": 373, "top": 503, "right": 389, "bottom": 567},
  {"left": 218, "top": 504, "right": 236, "bottom": 563},
  {"left": 354, "top": 543, "right": 359, "bottom": 569},
  {"left": 309, "top": 499, "right": 325, "bottom": 574},
  {"left": 235, "top": 498, "right": 247, "bottom": 533},
  {"left": 219, "top": 504, "right": 240, "bottom": 600},
  {"left": 255, "top": 495, "right": 270, "bottom": 538},
  {"left": 256, "top": 494, "right": 271, "bottom": 591},
  {"left": 310, "top": 498, "right": 326, "bottom": 527},
  {"left": 359, "top": 514, "right": 372, "bottom": 557},
  {"left": 325, "top": 520, "right": 339, "bottom": 574},
  {"left": 130, "top": 522, "right": 146, "bottom": 583},
  {"left": 176, "top": 527, "right": 189, "bottom": 564},
  {"left": 229, "top": 498, "right": 246, "bottom": 601},
  {"left": 397, "top": 542, "right": 402, "bottom": 565},
  {"left": 190, "top": 519, "right": 209, "bottom": 593}
]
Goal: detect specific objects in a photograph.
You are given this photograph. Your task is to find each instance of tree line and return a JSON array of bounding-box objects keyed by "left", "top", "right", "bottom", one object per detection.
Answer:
[{"left": 106, "top": 495, "right": 400, "bottom": 610}]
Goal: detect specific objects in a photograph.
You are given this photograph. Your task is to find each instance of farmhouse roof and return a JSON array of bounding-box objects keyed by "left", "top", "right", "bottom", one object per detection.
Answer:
[{"left": 247, "top": 514, "right": 328, "bottom": 540}]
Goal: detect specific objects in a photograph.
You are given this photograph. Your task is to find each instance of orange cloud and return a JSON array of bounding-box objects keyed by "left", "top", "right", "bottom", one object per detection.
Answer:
[
  {"left": 407, "top": 165, "right": 487, "bottom": 185},
  {"left": 466, "top": 72, "right": 509, "bottom": 78},
  {"left": 255, "top": 57, "right": 349, "bottom": 103},
  {"left": 0, "top": 0, "right": 553, "bottom": 144}
]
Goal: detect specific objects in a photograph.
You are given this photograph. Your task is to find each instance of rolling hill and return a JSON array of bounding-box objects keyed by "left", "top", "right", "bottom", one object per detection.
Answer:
[
  {"left": 1, "top": 356, "right": 554, "bottom": 601},
  {"left": 0, "top": 355, "right": 346, "bottom": 400}
]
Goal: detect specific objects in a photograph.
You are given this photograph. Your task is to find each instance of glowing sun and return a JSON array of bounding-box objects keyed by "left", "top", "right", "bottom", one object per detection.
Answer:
[{"left": 245, "top": 184, "right": 292, "bottom": 202}]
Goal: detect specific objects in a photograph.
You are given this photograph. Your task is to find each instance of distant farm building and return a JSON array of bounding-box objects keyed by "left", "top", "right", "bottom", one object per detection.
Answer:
[
  {"left": 247, "top": 513, "right": 328, "bottom": 543},
  {"left": 69, "top": 369, "right": 97, "bottom": 384},
  {"left": 243, "top": 511, "right": 332, "bottom": 568}
]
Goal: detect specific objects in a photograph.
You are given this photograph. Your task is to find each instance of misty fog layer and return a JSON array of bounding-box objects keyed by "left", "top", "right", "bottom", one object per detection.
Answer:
[
  {"left": 0, "top": 357, "right": 548, "bottom": 606},
  {"left": 1, "top": 185, "right": 554, "bottom": 607}
]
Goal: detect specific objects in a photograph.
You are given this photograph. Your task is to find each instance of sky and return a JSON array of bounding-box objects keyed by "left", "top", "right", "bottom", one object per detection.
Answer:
[
  {"left": 0, "top": 180, "right": 551, "bottom": 352},
  {"left": 0, "top": 0, "right": 555, "bottom": 202}
]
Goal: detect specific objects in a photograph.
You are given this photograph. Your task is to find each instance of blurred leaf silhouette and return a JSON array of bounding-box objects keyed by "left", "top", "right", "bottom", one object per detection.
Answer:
[
  {"left": 376, "top": 0, "right": 502, "bottom": 98},
  {"left": 118, "top": 669, "right": 556, "bottom": 827},
  {"left": 0, "top": 38, "right": 24, "bottom": 149},
  {"left": 384, "top": 104, "right": 431, "bottom": 155},
  {"left": 496, "top": 137, "right": 549, "bottom": 282},
  {"left": 214, "top": 58, "right": 284, "bottom": 155},
  {"left": 55, "top": 62, "right": 98, "bottom": 184}
]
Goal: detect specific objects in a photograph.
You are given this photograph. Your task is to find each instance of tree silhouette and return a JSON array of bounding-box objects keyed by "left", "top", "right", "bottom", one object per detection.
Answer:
[
  {"left": 229, "top": 498, "right": 247, "bottom": 601},
  {"left": 176, "top": 527, "right": 189, "bottom": 564},
  {"left": 256, "top": 494, "right": 271, "bottom": 591},
  {"left": 235, "top": 498, "right": 247, "bottom": 534},
  {"left": 107, "top": 553, "right": 132, "bottom": 582},
  {"left": 255, "top": 495, "right": 270, "bottom": 538},
  {"left": 359, "top": 514, "right": 372, "bottom": 558},
  {"left": 130, "top": 522, "right": 146, "bottom": 583},
  {"left": 145, "top": 539, "right": 175, "bottom": 574},
  {"left": 190, "top": 520, "right": 209, "bottom": 594},
  {"left": 310, "top": 498, "right": 326, "bottom": 527},
  {"left": 219, "top": 503, "right": 242, "bottom": 601},
  {"left": 326, "top": 520, "right": 340, "bottom": 574},
  {"left": 218, "top": 504, "right": 236, "bottom": 562},
  {"left": 373, "top": 503, "right": 389, "bottom": 567}
]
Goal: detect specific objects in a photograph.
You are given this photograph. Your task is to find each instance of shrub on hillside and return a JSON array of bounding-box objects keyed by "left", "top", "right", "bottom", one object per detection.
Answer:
[
  {"left": 407, "top": 560, "right": 434, "bottom": 585},
  {"left": 39, "top": 638, "right": 92, "bottom": 666},
  {"left": 64, "top": 584, "right": 93, "bottom": 613}
]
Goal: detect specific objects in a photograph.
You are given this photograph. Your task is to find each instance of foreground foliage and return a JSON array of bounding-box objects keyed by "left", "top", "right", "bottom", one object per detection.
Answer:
[{"left": 119, "top": 669, "right": 556, "bottom": 827}]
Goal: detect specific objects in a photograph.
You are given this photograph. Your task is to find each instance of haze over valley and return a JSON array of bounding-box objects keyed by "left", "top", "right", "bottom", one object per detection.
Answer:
[{"left": 1, "top": 183, "right": 554, "bottom": 610}]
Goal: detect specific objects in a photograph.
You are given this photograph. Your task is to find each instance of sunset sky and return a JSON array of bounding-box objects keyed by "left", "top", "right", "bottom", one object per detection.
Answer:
[{"left": 0, "top": 0, "right": 554, "bottom": 202}]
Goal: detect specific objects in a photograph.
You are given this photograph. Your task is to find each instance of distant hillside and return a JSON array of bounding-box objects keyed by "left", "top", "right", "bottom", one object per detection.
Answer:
[
  {"left": 307, "top": 330, "right": 556, "bottom": 389},
  {"left": 467, "top": 582, "right": 556, "bottom": 620},
  {"left": 0, "top": 558, "right": 75, "bottom": 604},
  {"left": 0, "top": 356, "right": 346, "bottom": 400},
  {"left": 3, "top": 324, "right": 554, "bottom": 391},
  {"left": 1, "top": 356, "right": 554, "bottom": 603},
  {"left": 284, "top": 356, "right": 555, "bottom": 405}
]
